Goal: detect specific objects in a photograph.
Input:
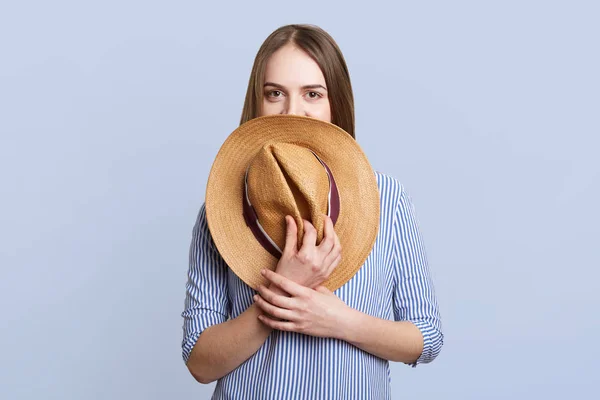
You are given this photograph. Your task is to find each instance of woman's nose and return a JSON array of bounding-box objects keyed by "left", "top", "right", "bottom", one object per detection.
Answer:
[{"left": 285, "top": 97, "right": 303, "bottom": 116}]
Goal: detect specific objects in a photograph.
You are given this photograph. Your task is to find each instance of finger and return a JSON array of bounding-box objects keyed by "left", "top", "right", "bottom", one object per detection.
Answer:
[
  {"left": 322, "top": 237, "right": 342, "bottom": 269},
  {"left": 283, "top": 216, "right": 298, "bottom": 255},
  {"left": 324, "top": 253, "right": 342, "bottom": 278},
  {"left": 257, "top": 285, "right": 297, "bottom": 310},
  {"left": 334, "top": 230, "right": 341, "bottom": 251},
  {"left": 317, "top": 214, "right": 335, "bottom": 253},
  {"left": 301, "top": 219, "right": 317, "bottom": 249},
  {"left": 261, "top": 269, "right": 307, "bottom": 297},
  {"left": 253, "top": 294, "right": 295, "bottom": 321},
  {"left": 257, "top": 314, "right": 297, "bottom": 332}
]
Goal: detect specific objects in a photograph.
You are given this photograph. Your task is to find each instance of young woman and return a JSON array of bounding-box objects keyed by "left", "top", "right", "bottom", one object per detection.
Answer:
[{"left": 182, "top": 24, "right": 443, "bottom": 399}]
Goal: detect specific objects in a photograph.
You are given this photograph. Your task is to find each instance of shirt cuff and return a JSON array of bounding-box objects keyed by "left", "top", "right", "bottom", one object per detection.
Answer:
[
  {"left": 407, "top": 320, "right": 444, "bottom": 367},
  {"left": 181, "top": 310, "right": 228, "bottom": 364}
]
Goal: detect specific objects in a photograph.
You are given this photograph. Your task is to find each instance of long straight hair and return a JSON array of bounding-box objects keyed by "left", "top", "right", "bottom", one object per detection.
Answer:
[{"left": 240, "top": 24, "right": 356, "bottom": 139}]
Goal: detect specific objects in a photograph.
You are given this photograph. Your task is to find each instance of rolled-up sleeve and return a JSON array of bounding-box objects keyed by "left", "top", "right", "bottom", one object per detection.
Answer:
[
  {"left": 181, "top": 203, "right": 230, "bottom": 364},
  {"left": 391, "top": 185, "right": 444, "bottom": 367}
]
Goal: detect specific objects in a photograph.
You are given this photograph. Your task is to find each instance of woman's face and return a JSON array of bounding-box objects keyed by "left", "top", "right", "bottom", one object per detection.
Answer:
[{"left": 260, "top": 43, "right": 331, "bottom": 122}]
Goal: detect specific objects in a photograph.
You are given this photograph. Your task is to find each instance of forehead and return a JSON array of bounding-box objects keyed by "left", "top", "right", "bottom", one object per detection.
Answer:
[{"left": 264, "top": 44, "right": 326, "bottom": 86}]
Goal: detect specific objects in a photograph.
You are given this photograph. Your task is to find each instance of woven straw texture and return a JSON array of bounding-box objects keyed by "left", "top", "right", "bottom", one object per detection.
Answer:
[{"left": 205, "top": 115, "right": 380, "bottom": 291}]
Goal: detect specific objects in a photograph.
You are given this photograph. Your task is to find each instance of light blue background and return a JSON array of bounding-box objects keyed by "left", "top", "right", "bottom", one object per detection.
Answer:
[{"left": 1, "top": 1, "right": 598, "bottom": 399}]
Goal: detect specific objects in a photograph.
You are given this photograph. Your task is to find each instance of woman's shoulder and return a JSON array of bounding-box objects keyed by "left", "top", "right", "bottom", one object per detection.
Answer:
[
  {"left": 191, "top": 202, "right": 221, "bottom": 252},
  {"left": 373, "top": 170, "right": 406, "bottom": 202}
]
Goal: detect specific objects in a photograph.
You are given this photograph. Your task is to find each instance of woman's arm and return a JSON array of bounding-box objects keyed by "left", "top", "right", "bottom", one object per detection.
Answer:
[
  {"left": 186, "top": 303, "right": 272, "bottom": 384},
  {"left": 254, "top": 275, "right": 423, "bottom": 363},
  {"left": 338, "top": 307, "right": 424, "bottom": 363},
  {"left": 191, "top": 288, "right": 418, "bottom": 384},
  {"left": 254, "top": 183, "right": 443, "bottom": 366},
  {"left": 253, "top": 269, "right": 442, "bottom": 365},
  {"left": 183, "top": 211, "right": 341, "bottom": 383}
]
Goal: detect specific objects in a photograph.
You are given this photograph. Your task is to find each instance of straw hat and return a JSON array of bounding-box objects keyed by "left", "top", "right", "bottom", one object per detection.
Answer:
[{"left": 205, "top": 115, "right": 380, "bottom": 292}]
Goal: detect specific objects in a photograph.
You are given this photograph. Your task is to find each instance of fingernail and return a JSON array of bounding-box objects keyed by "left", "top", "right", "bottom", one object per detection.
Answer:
[
  {"left": 253, "top": 295, "right": 258, "bottom": 301},
  {"left": 261, "top": 269, "right": 266, "bottom": 275}
]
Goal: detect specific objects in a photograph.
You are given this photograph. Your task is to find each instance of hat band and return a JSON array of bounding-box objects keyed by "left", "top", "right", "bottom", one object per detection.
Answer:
[{"left": 242, "top": 151, "right": 340, "bottom": 259}]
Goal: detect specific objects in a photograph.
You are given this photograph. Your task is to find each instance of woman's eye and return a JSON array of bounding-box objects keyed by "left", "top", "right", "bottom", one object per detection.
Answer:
[
  {"left": 269, "top": 90, "right": 282, "bottom": 97},
  {"left": 306, "top": 91, "right": 322, "bottom": 99}
]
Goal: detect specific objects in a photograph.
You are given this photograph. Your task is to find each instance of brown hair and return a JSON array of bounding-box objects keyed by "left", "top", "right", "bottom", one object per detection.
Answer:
[{"left": 240, "top": 24, "right": 356, "bottom": 139}]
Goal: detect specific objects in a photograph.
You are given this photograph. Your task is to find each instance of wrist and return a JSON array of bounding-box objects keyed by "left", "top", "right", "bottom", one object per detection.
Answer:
[{"left": 335, "top": 305, "right": 364, "bottom": 343}]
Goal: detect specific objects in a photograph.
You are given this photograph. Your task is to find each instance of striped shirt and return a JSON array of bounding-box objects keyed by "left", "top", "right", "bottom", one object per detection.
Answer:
[{"left": 181, "top": 171, "right": 443, "bottom": 399}]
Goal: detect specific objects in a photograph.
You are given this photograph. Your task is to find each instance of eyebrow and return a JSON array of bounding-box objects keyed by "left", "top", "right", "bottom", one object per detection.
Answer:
[{"left": 264, "top": 82, "right": 328, "bottom": 91}]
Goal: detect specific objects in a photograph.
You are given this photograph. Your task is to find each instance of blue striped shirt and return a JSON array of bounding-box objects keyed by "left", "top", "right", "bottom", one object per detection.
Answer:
[{"left": 181, "top": 171, "right": 443, "bottom": 399}]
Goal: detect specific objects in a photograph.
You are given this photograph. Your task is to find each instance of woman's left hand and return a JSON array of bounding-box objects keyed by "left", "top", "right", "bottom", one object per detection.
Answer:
[{"left": 253, "top": 268, "right": 351, "bottom": 339}]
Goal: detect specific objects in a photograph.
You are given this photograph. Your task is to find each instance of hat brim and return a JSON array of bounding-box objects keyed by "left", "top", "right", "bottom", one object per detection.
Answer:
[{"left": 205, "top": 115, "right": 380, "bottom": 291}]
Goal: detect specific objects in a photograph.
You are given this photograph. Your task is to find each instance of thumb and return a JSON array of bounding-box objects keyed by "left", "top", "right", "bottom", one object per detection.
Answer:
[{"left": 283, "top": 215, "right": 298, "bottom": 255}]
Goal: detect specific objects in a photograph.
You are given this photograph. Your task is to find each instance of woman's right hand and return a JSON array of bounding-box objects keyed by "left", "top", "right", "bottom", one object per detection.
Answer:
[{"left": 273, "top": 214, "right": 342, "bottom": 290}]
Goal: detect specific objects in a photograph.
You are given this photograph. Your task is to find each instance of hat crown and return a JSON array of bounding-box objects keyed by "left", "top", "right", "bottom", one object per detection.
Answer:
[{"left": 247, "top": 142, "right": 329, "bottom": 249}]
